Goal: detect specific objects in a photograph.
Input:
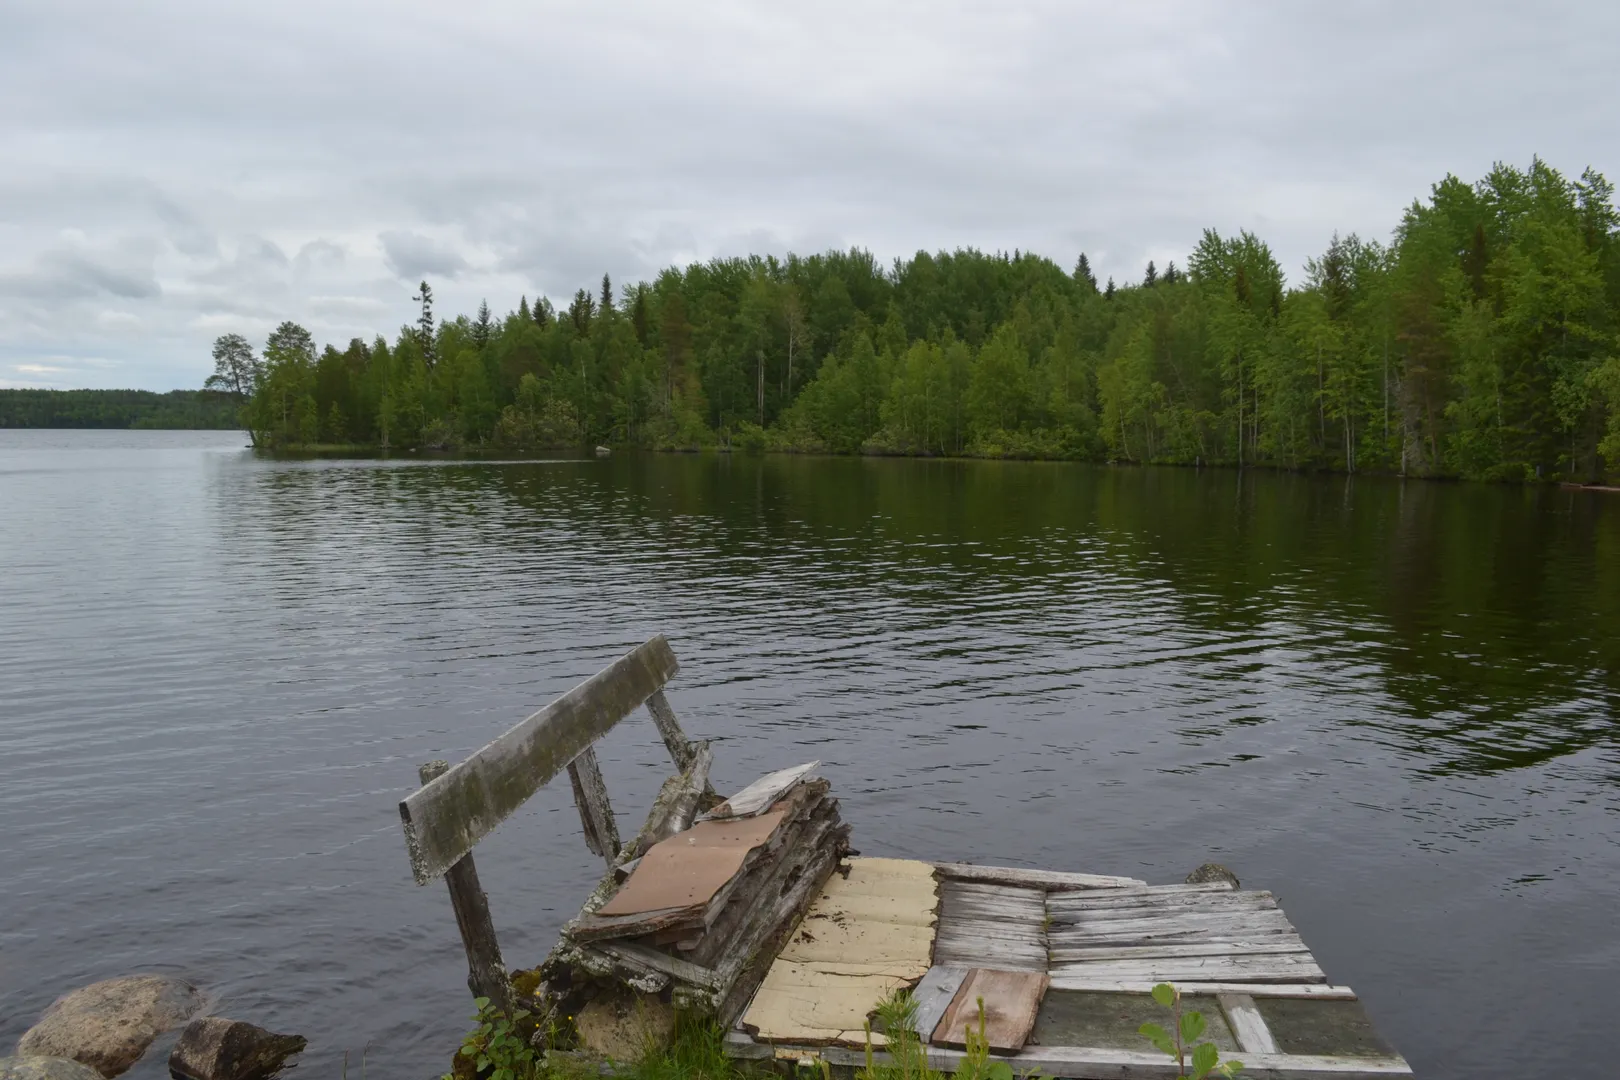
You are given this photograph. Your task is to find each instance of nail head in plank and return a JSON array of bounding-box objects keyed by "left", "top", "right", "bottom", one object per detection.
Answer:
[
  {"left": 1220, "top": 993, "right": 1280, "bottom": 1054},
  {"left": 400, "top": 635, "right": 678, "bottom": 883}
]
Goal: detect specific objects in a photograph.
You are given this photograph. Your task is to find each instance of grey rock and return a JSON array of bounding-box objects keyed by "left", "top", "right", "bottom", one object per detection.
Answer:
[
  {"left": 1185, "top": 862, "right": 1241, "bottom": 888},
  {"left": 16, "top": 975, "right": 205, "bottom": 1078},
  {"left": 168, "top": 1018, "right": 306, "bottom": 1080},
  {"left": 0, "top": 1058, "right": 106, "bottom": 1080}
]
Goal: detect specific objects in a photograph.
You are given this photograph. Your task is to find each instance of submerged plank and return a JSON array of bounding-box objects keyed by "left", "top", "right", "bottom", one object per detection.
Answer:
[
  {"left": 936, "top": 862, "right": 1146, "bottom": 890},
  {"left": 400, "top": 635, "right": 679, "bottom": 883},
  {"left": 932, "top": 968, "right": 1049, "bottom": 1052},
  {"left": 1220, "top": 993, "right": 1280, "bottom": 1054}
]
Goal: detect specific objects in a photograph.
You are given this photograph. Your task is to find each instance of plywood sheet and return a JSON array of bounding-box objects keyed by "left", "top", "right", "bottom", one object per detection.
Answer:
[
  {"left": 931, "top": 967, "right": 1049, "bottom": 1052},
  {"left": 597, "top": 810, "right": 784, "bottom": 915},
  {"left": 741, "top": 857, "right": 939, "bottom": 1046}
]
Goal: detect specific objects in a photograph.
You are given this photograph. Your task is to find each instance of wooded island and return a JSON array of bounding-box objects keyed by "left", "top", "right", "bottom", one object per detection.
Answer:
[{"left": 213, "top": 159, "right": 1620, "bottom": 482}]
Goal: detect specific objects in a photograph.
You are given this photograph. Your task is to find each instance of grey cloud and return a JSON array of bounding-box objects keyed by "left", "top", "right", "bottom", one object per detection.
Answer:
[
  {"left": 0, "top": 245, "right": 160, "bottom": 301},
  {"left": 380, "top": 230, "right": 467, "bottom": 281}
]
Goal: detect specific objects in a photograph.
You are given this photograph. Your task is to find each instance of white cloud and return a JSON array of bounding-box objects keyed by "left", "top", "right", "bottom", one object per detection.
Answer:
[{"left": 1, "top": 0, "right": 1616, "bottom": 388}]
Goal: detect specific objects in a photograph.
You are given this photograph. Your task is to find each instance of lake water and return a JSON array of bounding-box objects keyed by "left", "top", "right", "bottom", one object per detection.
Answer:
[{"left": 2, "top": 429, "right": 1615, "bottom": 1077}]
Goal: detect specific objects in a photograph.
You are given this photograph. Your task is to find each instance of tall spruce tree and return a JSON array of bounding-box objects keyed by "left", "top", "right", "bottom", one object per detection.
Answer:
[
  {"left": 413, "top": 281, "right": 436, "bottom": 369},
  {"left": 474, "top": 299, "right": 492, "bottom": 348}
]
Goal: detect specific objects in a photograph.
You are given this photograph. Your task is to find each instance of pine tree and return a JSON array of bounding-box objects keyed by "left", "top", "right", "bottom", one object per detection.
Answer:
[
  {"left": 1162, "top": 260, "right": 1180, "bottom": 285},
  {"left": 474, "top": 299, "right": 492, "bottom": 348},
  {"left": 1074, "top": 253, "right": 1098, "bottom": 292},
  {"left": 412, "top": 281, "right": 436, "bottom": 368},
  {"left": 1105, "top": 277, "right": 1116, "bottom": 300},
  {"left": 600, "top": 273, "right": 613, "bottom": 316},
  {"left": 1143, "top": 260, "right": 1158, "bottom": 287},
  {"left": 518, "top": 295, "right": 531, "bottom": 322},
  {"left": 534, "top": 297, "right": 550, "bottom": 329}
]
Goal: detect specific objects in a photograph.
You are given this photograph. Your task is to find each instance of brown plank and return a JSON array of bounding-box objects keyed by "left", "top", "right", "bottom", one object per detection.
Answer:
[
  {"left": 400, "top": 635, "right": 679, "bottom": 883},
  {"left": 930, "top": 968, "right": 1049, "bottom": 1053},
  {"left": 596, "top": 810, "right": 784, "bottom": 915}
]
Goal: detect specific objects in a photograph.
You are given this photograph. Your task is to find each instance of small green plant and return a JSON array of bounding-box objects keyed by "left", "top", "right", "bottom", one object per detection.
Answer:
[
  {"left": 452, "top": 996, "right": 542, "bottom": 1080},
  {"left": 1138, "top": 983, "right": 1242, "bottom": 1079},
  {"left": 859, "top": 991, "right": 1018, "bottom": 1080}
]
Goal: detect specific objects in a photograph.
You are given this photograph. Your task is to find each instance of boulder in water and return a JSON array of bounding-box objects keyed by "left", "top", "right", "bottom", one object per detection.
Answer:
[
  {"left": 1185, "top": 862, "right": 1240, "bottom": 888},
  {"left": 16, "top": 975, "right": 204, "bottom": 1078},
  {"left": 168, "top": 1018, "right": 306, "bottom": 1080},
  {"left": 0, "top": 1058, "right": 105, "bottom": 1080}
]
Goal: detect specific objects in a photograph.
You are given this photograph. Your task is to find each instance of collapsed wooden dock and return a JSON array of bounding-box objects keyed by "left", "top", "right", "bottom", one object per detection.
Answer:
[{"left": 399, "top": 636, "right": 1412, "bottom": 1079}]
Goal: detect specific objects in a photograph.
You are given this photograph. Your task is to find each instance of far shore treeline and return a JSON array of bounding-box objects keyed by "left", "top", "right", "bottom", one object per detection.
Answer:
[
  {"left": 0, "top": 388, "right": 242, "bottom": 430},
  {"left": 204, "top": 159, "right": 1620, "bottom": 481}
]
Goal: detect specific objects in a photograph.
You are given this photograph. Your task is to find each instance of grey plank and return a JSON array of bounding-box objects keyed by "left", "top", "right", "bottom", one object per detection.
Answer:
[
  {"left": 1050, "top": 940, "right": 1311, "bottom": 963},
  {"left": 644, "top": 687, "right": 696, "bottom": 771},
  {"left": 1045, "top": 881, "right": 1237, "bottom": 902},
  {"left": 1043, "top": 979, "right": 1357, "bottom": 999},
  {"left": 567, "top": 745, "right": 620, "bottom": 867},
  {"left": 907, "top": 965, "right": 969, "bottom": 1044},
  {"left": 1221, "top": 993, "right": 1280, "bottom": 1054},
  {"left": 1049, "top": 956, "right": 1326, "bottom": 983},
  {"left": 595, "top": 940, "right": 721, "bottom": 990},
  {"left": 935, "top": 862, "right": 1146, "bottom": 890},
  {"left": 416, "top": 760, "right": 512, "bottom": 1014},
  {"left": 400, "top": 635, "right": 678, "bottom": 883}
]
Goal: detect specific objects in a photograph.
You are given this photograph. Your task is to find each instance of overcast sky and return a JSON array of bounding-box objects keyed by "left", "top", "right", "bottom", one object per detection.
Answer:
[{"left": 2, "top": 1, "right": 1615, "bottom": 390}]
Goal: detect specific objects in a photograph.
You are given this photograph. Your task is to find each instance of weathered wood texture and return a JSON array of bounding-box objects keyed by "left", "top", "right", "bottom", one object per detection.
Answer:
[
  {"left": 935, "top": 862, "right": 1146, "bottom": 891},
  {"left": 417, "top": 760, "right": 513, "bottom": 1016},
  {"left": 1045, "top": 882, "right": 1325, "bottom": 985},
  {"left": 1221, "top": 993, "right": 1280, "bottom": 1054},
  {"left": 644, "top": 688, "right": 696, "bottom": 771},
  {"left": 625, "top": 740, "right": 712, "bottom": 861},
  {"left": 908, "top": 966, "right": 969, "bottom": 1048},
  {"left": 1041, "top": 979, "right": 1357, "bottom": 999},
  {"left": 567, "top": 746, "right": 620, "bottom": 867},
  {"left": 931, "top": 968, "right": 1049, "bottom": 1052},
  {"left": 932, "top": 880, "right": 1047, "bottom": 972},
  {"left": 400, "top": 635, "right": 678, "bottom": 883},
  {"left": 723, "top": 1032, "right": 1413, "bottom": 1079}
]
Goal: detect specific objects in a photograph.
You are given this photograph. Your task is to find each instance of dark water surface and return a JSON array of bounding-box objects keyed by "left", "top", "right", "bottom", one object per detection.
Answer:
[{"left": 3, "top": 430, "right": 1616, "bottom": 1077}]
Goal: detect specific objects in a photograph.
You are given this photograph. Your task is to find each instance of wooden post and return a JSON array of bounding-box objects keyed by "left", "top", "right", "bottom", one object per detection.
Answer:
[
  {"left": 644, "top": 689, "right": 695, "bottom": 771},
  {"left": 419, "top": 760, "right": 513, "bottom": 1016},
  {"left": 566, "top": 746, "right": 620, "bottom": 868}
]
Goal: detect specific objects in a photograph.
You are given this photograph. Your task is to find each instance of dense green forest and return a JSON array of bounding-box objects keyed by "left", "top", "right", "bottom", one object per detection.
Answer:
[
  {"left": 0, "top": 389, "right": 243, "bottom": 429},
  {"left": 226, "top": 159, "right": 1620, "bottom": 481}
]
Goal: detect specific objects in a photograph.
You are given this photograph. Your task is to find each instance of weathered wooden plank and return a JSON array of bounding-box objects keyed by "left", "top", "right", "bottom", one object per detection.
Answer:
[
  {"left": 1048, "top": 911, "right": 1297, "bottom": 938},
  {"left": 1042, "top": 979, "right": 1358, "bottom": 999},
  {"left": 1049, "top": 955, "right": 1325, "bottom": 983},
  {"left": 1045, "top": 881, "right": 1237, "bottom": 902},
  {"left": 1049, "top": 940, "right": 1311, "bottom": 962},
  {"left": 931, "top": 968, "right": 1049, "bottom": 1052},
  {"left": 1046, "top": 891, "right": 1278, "bottom": 914},
  {"left": 722, "top": 1033, "right": 1411, "bottom": 1079},
  {"left": 908, "top": 966, "right": 969, "bottom": 1046},
  {"left": 644, "top": 688, "right": 696, "bottom": 772},
  {"left": 701, "top": 761, "right": 820, "bottom": 821},
  {"left": 935, "top": 862, "right": 1146, "bottom": 891},
  {"left": 417, "top": 760, "right": 513, "bottom": 1015},
  {"left": 567, "top": 745, "right": 620, "bottom": 867},
  {"left": 1220, "top": 993, "right": 1279, "bottom": 1054},
  {"left": 594, "top": 940, "right": 722, "bottom": 990},
  {"left": 400, "top": 635, "right": 679, "bottom": 883},
  {"left": 624, "top": 741, "right": 713, "bottom": 861}
]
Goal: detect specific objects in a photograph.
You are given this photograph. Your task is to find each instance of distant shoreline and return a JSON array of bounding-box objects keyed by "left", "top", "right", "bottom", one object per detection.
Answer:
[{"left": 0, "top": 388, "right": 243, "bottom": 430}]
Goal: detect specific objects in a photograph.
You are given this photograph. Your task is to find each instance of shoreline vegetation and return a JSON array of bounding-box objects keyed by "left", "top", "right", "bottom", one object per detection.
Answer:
[{"left": 53, "top": 158, "right": 1620, "bottom": 483}]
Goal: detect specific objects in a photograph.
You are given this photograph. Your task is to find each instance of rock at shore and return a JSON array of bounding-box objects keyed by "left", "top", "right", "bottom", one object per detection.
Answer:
[
  {"left": 0, "top": 1058, "right": 105, "bottom": 1080},
  {"left": 168, "top": 1018, "right": 306, "bottom": 1080},
  {"left": 1185, "top": 861, "right": 1241, "bottom": 888},
  {"left": 16, "top": 975, "right": 204, "bottom": 1078}
]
